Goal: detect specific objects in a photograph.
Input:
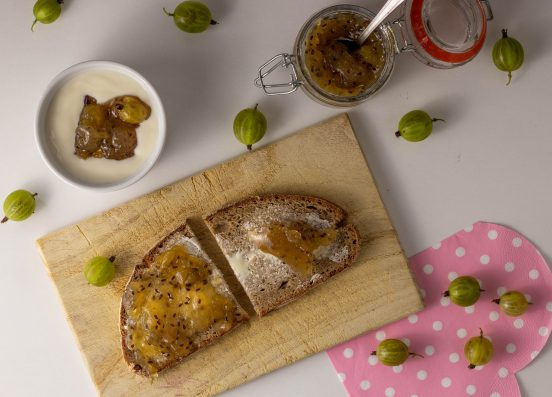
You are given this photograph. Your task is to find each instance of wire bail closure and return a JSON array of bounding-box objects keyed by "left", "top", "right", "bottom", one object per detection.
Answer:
[{"left": 254, "top": 53, "right": 302, "bottom": 95}]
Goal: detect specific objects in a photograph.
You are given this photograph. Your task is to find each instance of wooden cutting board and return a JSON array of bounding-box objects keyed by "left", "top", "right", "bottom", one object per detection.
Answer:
[{"left": 36, "top": 114, "right": 423, "bottom": 397}]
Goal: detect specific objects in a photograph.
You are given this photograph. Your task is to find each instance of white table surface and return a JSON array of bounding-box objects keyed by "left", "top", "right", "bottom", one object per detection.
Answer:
[{"left": 1, "top": 1, "right": 551, "bottom": 396}]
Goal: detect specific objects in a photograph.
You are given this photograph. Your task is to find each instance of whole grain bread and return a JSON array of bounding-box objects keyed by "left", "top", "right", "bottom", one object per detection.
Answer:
[
  {"left": 120, "top": 222, "right": 249, "bottom": 377},
  {"left": 204, "top": 194, "right": 360, "bottom": 316}
]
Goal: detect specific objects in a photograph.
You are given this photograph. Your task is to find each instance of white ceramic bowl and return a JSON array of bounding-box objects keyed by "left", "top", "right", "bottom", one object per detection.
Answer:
[{"left": 35, "top": 61, "right": 166, "bottom": 192}]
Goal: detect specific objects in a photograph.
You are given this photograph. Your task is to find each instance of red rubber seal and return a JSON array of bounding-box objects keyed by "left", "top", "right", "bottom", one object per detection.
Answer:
[{"left": 409, "top": 0, "right": 487, "bottom": 64}]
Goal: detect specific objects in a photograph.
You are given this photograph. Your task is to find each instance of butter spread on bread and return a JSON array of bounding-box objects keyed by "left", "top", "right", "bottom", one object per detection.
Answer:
[
  {"left": 204, "top": 194, "right": 360, "bottom": 316},
  {"left": 120, "top": 223, "right": 248, "bottom": 377}
]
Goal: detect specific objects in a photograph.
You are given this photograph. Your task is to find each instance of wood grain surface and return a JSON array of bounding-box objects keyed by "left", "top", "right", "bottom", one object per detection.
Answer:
[{"left": 36, "top": 114, "right": 423, "bottom": 397}]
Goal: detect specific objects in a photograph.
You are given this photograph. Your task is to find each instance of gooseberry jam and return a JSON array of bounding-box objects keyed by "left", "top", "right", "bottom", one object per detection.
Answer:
[{"left": 304, "top": 13, "right": 386, "bottom": 97}]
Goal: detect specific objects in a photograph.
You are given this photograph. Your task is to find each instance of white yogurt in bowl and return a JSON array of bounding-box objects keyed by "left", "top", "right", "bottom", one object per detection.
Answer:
[{"left": 36, "top": 61, "right": 166, "bottom": 191}]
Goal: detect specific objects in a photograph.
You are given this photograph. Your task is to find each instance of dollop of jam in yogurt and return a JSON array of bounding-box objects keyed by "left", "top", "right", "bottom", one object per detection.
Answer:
[
  {"left": 304, "top": 12, "right": 386, "bottom": 97},
  {"left": 74, "top": 95, "right": 151, "bottom": 160}
]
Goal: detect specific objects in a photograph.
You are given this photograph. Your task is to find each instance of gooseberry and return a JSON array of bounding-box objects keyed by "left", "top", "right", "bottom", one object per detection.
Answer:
[
  {"left": 84, "top": 256, "right": 116, "bottom": 287},
  {"left": 2, "top": 190, "right": 37, "bottom": 223},
  {"left": 464, "top": 328, "right": 493, "bottom": 369},
  {"left": 163, "top": 1, "right": 217, "bottom": 34},
  {"left": 443, "top": 275, "right": 483, "bottom": 307},
  {"left": 492, "top": 29, "right": 524, "bottom": 86},
  {"left": 233, "top": 104, "right": 268, "bottom": 151},
  {"left": 31, "top": 0, "right": 63, "bottom": 32},
  {"left": 371, "top": 339, "right": 423, "bottom": 366},
  {"left": 493, "top": 290, "right": 531, "bottom": 317},
  {"left": 395, "top": 110, "right": 444, "bottom": 142},
  {"left": 109, "top": 95, "right": 151, "bottom": 125}
]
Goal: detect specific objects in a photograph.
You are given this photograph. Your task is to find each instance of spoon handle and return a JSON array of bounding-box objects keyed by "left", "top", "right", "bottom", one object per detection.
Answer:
[{"left": 357, "top": 0, "right": 405, "bottom": 45}]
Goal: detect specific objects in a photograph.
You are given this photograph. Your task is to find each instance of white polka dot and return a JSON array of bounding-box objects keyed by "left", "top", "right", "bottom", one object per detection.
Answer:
[
  {"left": 531, "top": 351, "right": 539, "bottom": 360},
  {"left": 474, "top": 365, "right": 485, "bottom": 370},
  {"left": 498, "top": 367, "right": 508, "bottom": 378},
  {"left": 547, "top": 302, "right": 552, "bottom": 312},
  {"left": 512, "top": 237, "right": 522, "bottom": 247},
  {"left": 488, "top": 230, "right": 498, "bottom": 240},
  {"left": 433, "top": 321, "right": 443, "bottom": 331},
  {"left": 376, "top": 331, "right": 386, "bottom": 341},
  {"left": 420, "top": 288, "right": 426, "bottom": 298},
  {"left": 440, "top": 296, "right": 451, "bottom": 307},
  {"left": 402, "top": 338, "right": 411, "bottom": 347},
  {"left": 497, "top": 286, "right": 507, "bottom": 296},
  {"left": 457, "top": 328, "right": 467, "bottom": 338},
  {"left": 448, "top": 271, "right": 458, "bottom": 281},
  {"left": 411, "top": 395, "right": 420, "bottom": 397},
  {"left": 466, "top": 385, "right": 477, "bottom": 395},
  {"left": 425, "top": 345, "right": 435, "bottom": 356},
  {"left": 504, "top": 262, "right": 515, "bottom": 272},
  {"left": 525, "top": 294, "right": 532, "bottom": 303},
  {"left": 432, "top": 242, "right": 442, "bottom": 249},
  {"left": 529, "top": 269, "right": 540, "bottom": 280},
  {"left": 491, "top": 393, "right": 501, "bottom": 397},
  {"left": 489, "top": 311, "right": 500, "bottom": 321},
  {"left": 514, "top": 319, "right": 524, "bottom": 329},
  {"left": 539, "top": 327, "right": 549, "bottom": 336},
  {"left": 343, "top": 348, "right": 354, "bottom": 358},
  {"left": 449, "top": 353, "right": 460, "bottom": 363},
  {"left": 408, "top": 314, "right": 419, "bottom": 324},
  {"left": 368, "top": 355, "right": 378, "bottom": 365},
  {"left": 417, "top": 370, "right": 428, "bottom": 380},
  {"left": 337, "top": 372, "right": 346, "bottom": 382},
  {"left": 385, "top": 387, "right": 396, "bottom": 397},
  {"left": 441, "top": 377, "right": 452, "bottom": 388},
  {"left": 456, "top": 247, "right": 466, "bottom": 257},
  {"left": 359, "top": 380, "right": 371, "bottom": 390},
  {"left": 506, "top": 343, "right": 516, "bottom": 353},
  {"left": 393, "top": 365, "right": 403, "bottom": 373},
  {"left": 464, "top": 225, "right": 474, "bottom": 232},
  {"left": 480, "top": 254, "right": 491, "bottom": 265},
  {"left": 423, "top": 264, "right": 434, "bottom": 274},
  {"left": 477, "top": 278, "right": 484, "bottom": 287},
  {"left": 465, "top": 305, "right": 475, "bottom": 314}
]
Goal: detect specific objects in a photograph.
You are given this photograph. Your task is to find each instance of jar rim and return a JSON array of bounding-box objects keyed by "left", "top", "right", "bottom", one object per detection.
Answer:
[{"left": 293, "top": 4, "right": 397, "bottom": 107}]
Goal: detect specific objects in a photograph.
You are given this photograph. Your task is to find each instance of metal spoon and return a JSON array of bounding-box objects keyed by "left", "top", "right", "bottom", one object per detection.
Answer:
[{"left": 336, "top": 0, "right": 405, "bottom": 52}]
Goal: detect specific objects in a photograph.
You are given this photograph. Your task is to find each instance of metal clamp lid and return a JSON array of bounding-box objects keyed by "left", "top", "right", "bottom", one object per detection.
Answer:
[{"left": 254, "top": 54, "right": 302, "bottom": 95}]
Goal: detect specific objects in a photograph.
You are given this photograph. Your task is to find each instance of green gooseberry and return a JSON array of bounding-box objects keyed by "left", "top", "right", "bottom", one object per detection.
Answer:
[
  {"left": 163, "top": 1, "right": 217, "bottom": 34},
  {"left": 444, "top": 275, "right": 483, "bottom": 307},
  {"left": 32, "top": 0, "right": 63, "bottom": 32},
  {"left": 2, "top": 190, "right": 37, "bottom": 223},
  {"left": 493, "top": 290, "right": 531, "bottom": 317},
  {"left": 233, "top": 104, "right": 267, "bottom": 151},
  {"left": 492, "top": 29, "right": 524, "bottom": 85},
  {"left": 464, "top": 328, "right": 494, "bottom": 369},
  {"left": 371, "top": 339, "right": 423, "bottom": 366},
  {"left": 84, "top": 256, "right": 116, "bottom": 287},
  {"left": 395, "top": 110, "right": 444, "bottom": 142}
]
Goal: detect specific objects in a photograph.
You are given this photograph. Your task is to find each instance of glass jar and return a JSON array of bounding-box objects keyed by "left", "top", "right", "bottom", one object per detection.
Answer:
[{"left": 255, "top": 0, "right": 493, "bottom": 107}]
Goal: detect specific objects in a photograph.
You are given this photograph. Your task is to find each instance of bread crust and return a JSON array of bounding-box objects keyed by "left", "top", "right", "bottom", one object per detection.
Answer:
[{"left": 204, "top": 194, "right": 361, "bottom": 316}]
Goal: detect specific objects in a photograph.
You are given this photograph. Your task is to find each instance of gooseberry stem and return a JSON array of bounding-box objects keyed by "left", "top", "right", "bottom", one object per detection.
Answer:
[
  {"left": 507, "top": 71, "right": 512, "bottom": 86},
  {"left": 109, "top": 255, "right": 116, "bottom": 263},
  {"left": 210, "top": 20, "right": 218, "bottom": 25},
  {"left": 247, "top": 144, "right": 252, "bottom": 151},
  {"left": 409, "top": 352, "right": 424, "bottom": 359},
  {"left": 394, "top": 130, "right": 401, "bottom": 138},
  {"left": 31, "top": 19, "right": 38, "bottom": 32},
  {"left": 432, "top": 118, "right": 445, "bottom": 123},
  {"left": 468, "top": 364, "right": 476, "bottom": 369},
  {"left": 163, "top": 8, "right": 174, "bottom": 17},
  {"left": 492, "top": 298, "right": 500, "bottom": 304},
  {"left": 1, "top": 216, "right": 8, "bottom": 224},
  {"left": 370, "top": 351, "right": 376, "bottom": 355},
  {"left": 443, "top": 290, "right": 450, "bottom": 297},
  {"left": 502, "top": 29, "right": 508, "bottom": 39}
]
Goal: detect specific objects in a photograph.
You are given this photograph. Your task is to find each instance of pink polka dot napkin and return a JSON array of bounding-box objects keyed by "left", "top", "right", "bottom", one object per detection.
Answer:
[{"left": 328, "top": 222, "right": 552, "bottom": 397}]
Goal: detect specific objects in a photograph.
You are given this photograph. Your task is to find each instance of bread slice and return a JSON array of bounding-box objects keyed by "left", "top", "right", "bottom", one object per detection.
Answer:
[
  {"left": 120, "top": 222, "right": 249, "bottom": 377},
  {"left": 204, "top": 194, "right": 360, "bottom": 316}
]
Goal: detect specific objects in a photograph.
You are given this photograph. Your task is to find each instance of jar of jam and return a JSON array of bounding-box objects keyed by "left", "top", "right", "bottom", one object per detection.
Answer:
[{"left": 255, "top": 0, "right": 493, "bottom": 107}]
